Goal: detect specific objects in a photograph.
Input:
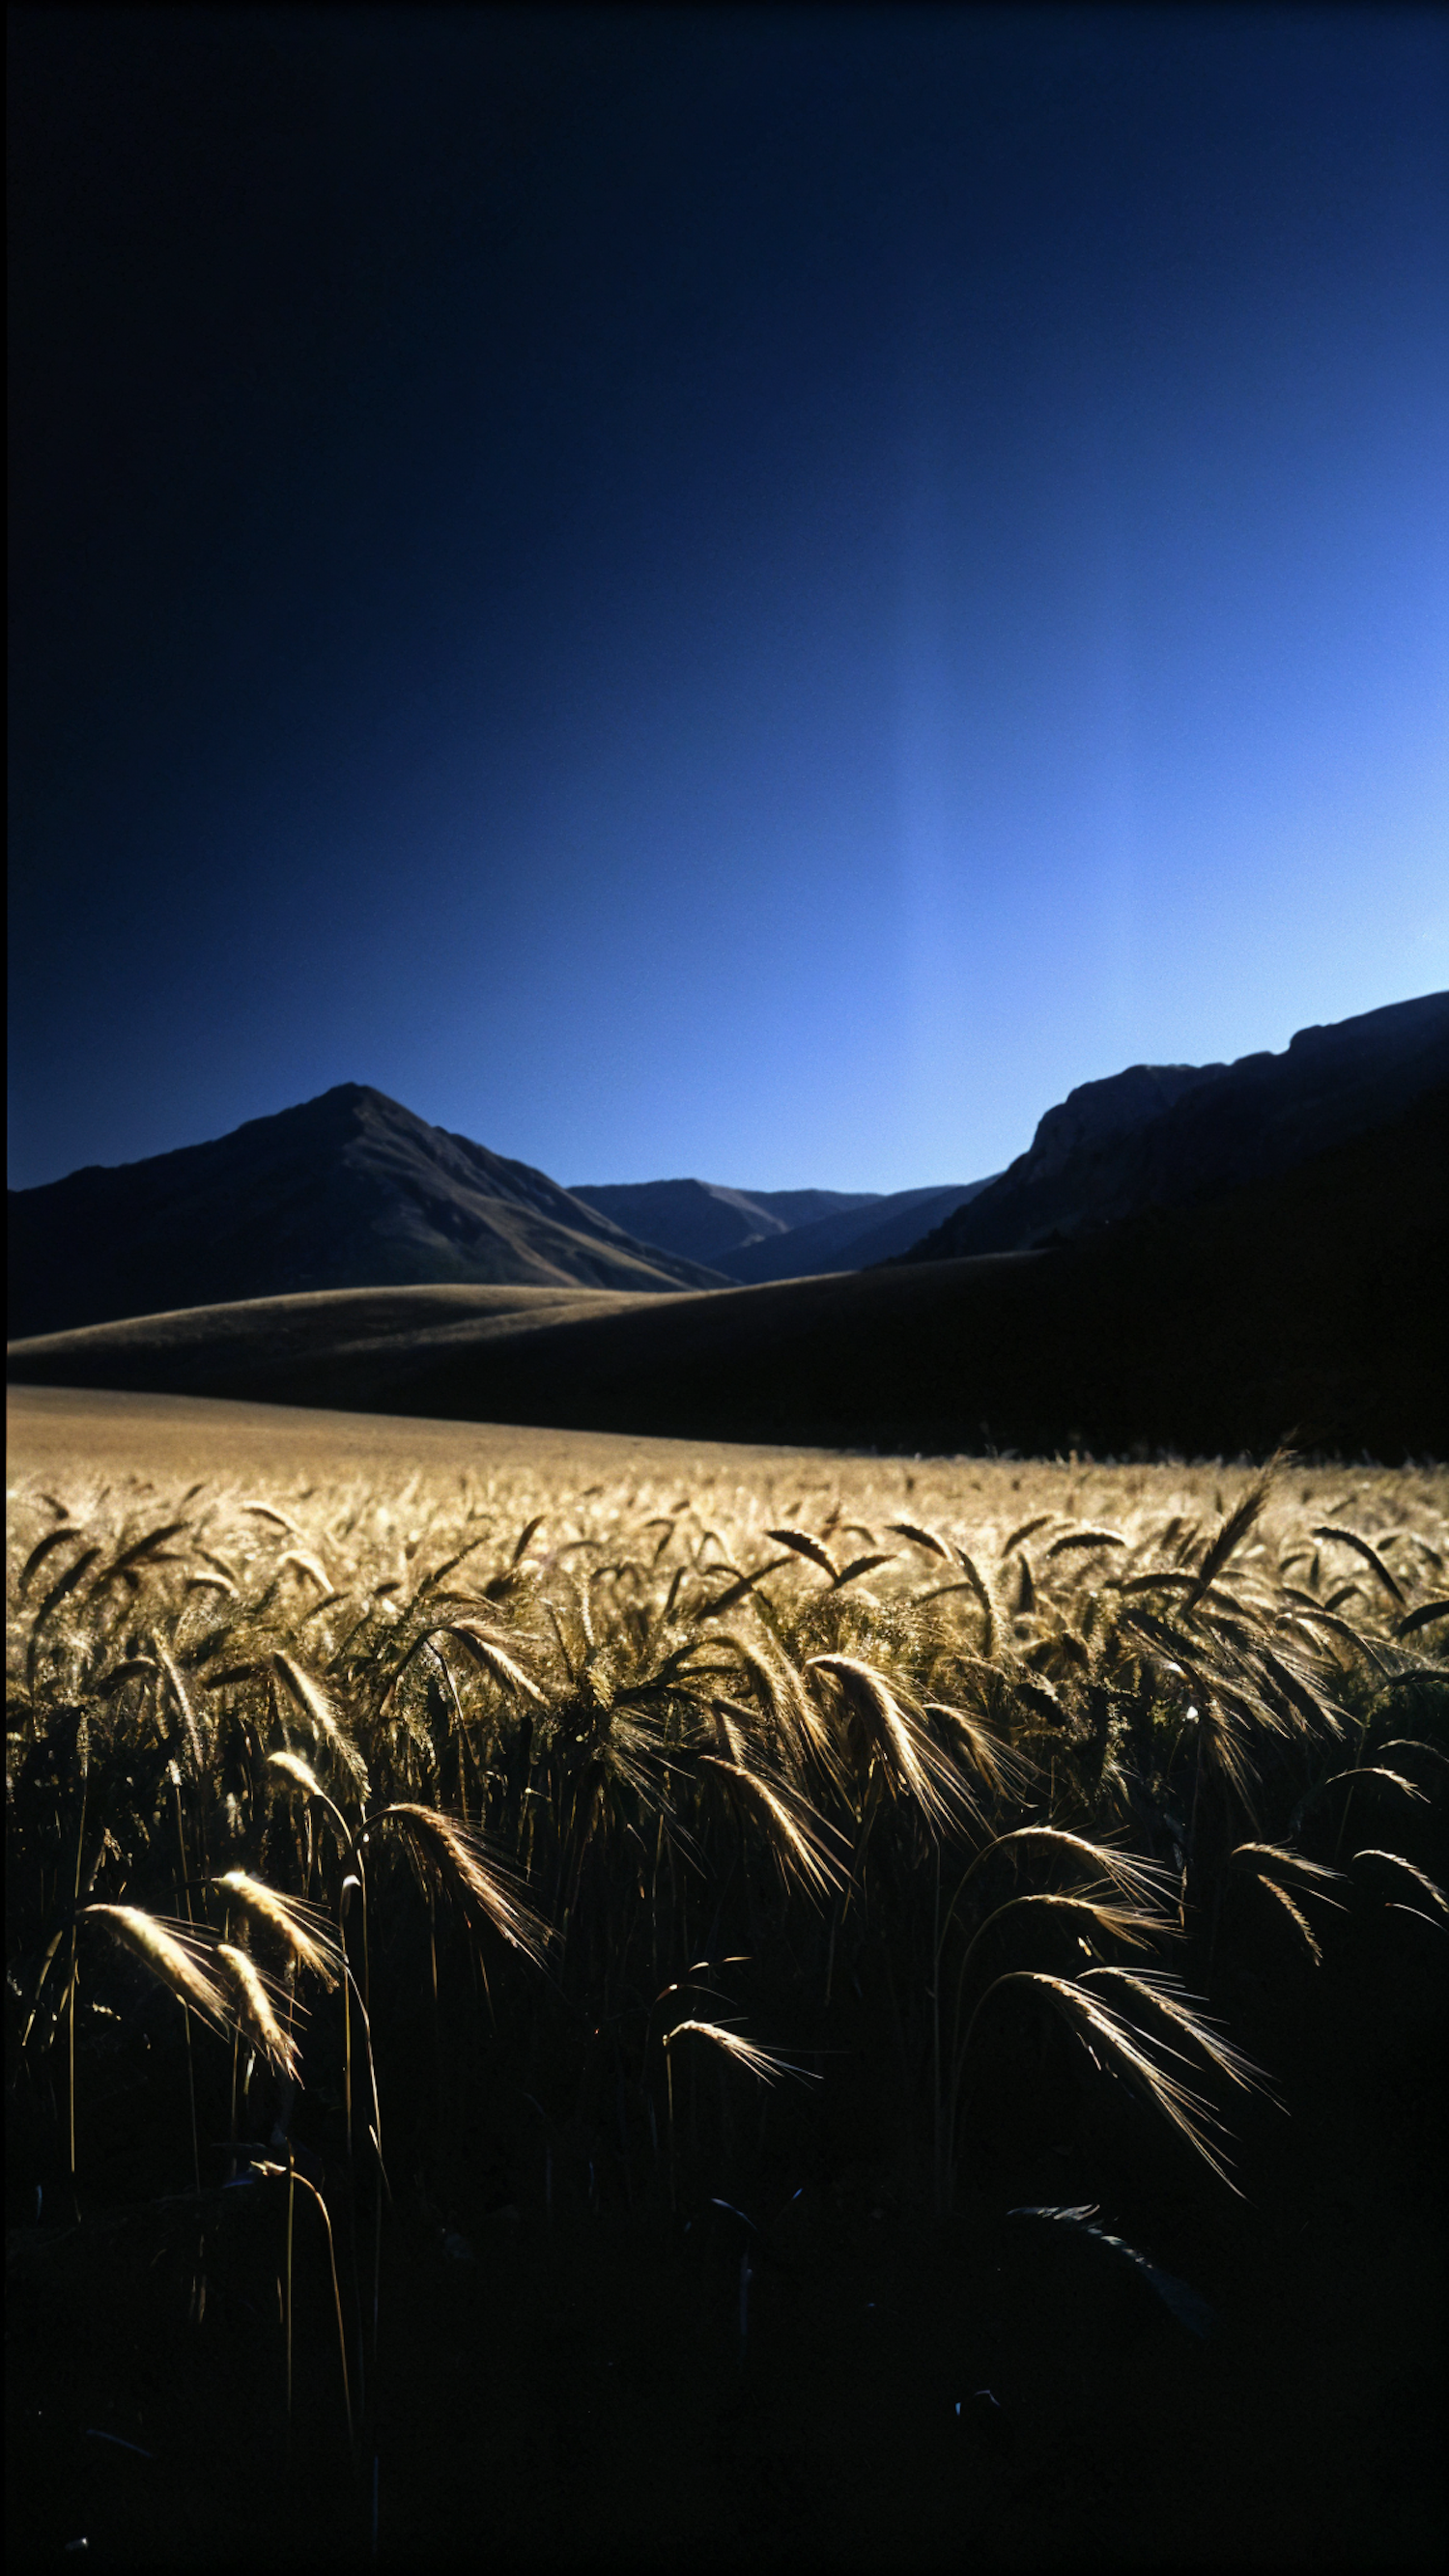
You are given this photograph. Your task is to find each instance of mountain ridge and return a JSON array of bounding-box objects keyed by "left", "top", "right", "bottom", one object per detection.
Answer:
[
  {"left": 567, "top": 1177, "right": 881, "bottom": 1266},
  {"left": 901, "top": 992, "right": 1449, "bottom": 1262},
  {"left": 712, "top": 1179, "right": 998, "bottom": 1282},
  {"left": 12, "top": 993, "right": 1446, "bottom": 1344},
  {"left": 6, "top": 1083, "right": 726, "bottom": 1337}
]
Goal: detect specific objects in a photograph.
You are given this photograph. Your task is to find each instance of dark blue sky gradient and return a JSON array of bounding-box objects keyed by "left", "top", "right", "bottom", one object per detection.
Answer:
[{"left": 9, "top": 5, "right": 1447, "bottom": 1193}]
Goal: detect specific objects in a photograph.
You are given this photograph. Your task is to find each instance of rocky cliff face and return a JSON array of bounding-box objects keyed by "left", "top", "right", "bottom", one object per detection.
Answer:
[
  {"left": 1019, "top": 1062, "right": 1222, "bottom": 1189},
  {"left": 904, "top": 992, "right": 1449, "bottom": 1260}
]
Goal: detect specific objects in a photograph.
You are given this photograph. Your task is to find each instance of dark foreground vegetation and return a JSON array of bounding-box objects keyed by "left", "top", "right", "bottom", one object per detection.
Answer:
[{"left": 7, "top": 1442, "right": 1447, "bottom": 2567}]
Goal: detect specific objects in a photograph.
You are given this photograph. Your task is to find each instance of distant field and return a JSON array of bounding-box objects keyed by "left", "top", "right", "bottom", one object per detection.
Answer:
[
  {"left": 8, "top": 1387, "right": 1447, "bottom": 2568},
  {"left": 3, "top": 1376, "right": 1255, "bottom": 1505}
]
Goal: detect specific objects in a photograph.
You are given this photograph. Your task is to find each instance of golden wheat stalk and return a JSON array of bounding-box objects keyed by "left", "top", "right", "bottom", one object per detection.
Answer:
[
  {"left": 924, "top": 1705, "right": 1037, "bottom": 1802},
  {"left": 1001, "top": 1514, "right": 1053, "bottom": 1556},
  {"left": 279, "top": 1548, "right": 332, "bottom": 1593},
  {"left": 368, "top": 1805, "right": 554, "bottom": 1968},
  {"left": 268, "top": 1747, "right": 326, "bottom": 1798},
  {"left": 978, "top": 1826, "right": 1174, "bottom": 1907},
  {"left": 707, "top": 1698, "right": 751, "bottom": 1763},
  {"left": 1186, "top": 1472, "right": 1276, "bottom": 1605},
  {"left": 213, "top": 1871, "right": 343, "bottom": 1987},
  {"left": 696, "top": 1753, "right": 846, "bottom": 1900},
  {"left": 1351, "top": 1848, "right": 1449, "bottom": 1918},
  {"left": 1308, "top": 1766, "right": 1430, "bottom": 1816},
  {"left": 1258, "top": 1878, "right": 1324, "bottom": 1963},
  {"left": 156, "top": 1645, "right": 205, "bottom": 1774},
  {"left": 764, "top": 1526, "right": 839, "bottom": 1581},
  {"left": 216, "top": 1943, "right": 300, "bottom": 2081},
  {"left": 662, "top": 2019, "right": 816, "bottom": 2086},
  {"left": 17, "top": 1524, "right": 84, "bottom": 1596},
  {"left": 952, "top": 1548, "right": 998, "bottom": 1653},
  {"left": 250, "top": 2157, "right": 353, "bottom": 2451},
  {"left": 806, "top": 1654, "right": 959, "bottom": 1827},
  {"left": 82, "top": 1905, "right": 229, "bottom": 2031},
  {"left": 1276, "top": 1601, "right": 1392, "bottom": 1668},
  {"left": 724, "top": 1635, "right": 833, "bottom": 1781},
  {"left": 1043, "top": 1529, "right": 1126, "bottom": 1560},
  {"left": 1311, "top": 1525, "right": 1406, "bottom": 1606},
  {"left": 1397, "top": 1597, "right": 1449, "bottom": 1638},
  {"left": 426, "top": 1622, "right": 548, "bottom": 1707},
  {"left": 268, "top": 1743, "right": 359, "bottom": 1844},
  {"left": 961, "top": 1890, "right": 1165, "bottom": 1967},
  {"left": 1229, "top": 1841, "right": 1345, "bottom": 1894},
  {"left": 889, "top": 1519, "right": 953, "bottom": 1562},
  {"left": 1256, "top": 1646, "right": 1343, "bottom": 1740},
  {"left": 960, "top": 1970, "right": 1240, "bottom": 2187},
  {"left": 1081, "top": 1967, "right": 1276, "bottom": 2098},
  {"left": 87, "top": 1519, "right": 189, "bottom": 1598},
  {"left": 273, "top": 1654, "right": 370, "bottom": 1794}
]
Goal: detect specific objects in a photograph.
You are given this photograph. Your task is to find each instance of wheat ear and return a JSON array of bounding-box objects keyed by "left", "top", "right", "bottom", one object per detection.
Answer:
[
  {"left": 368, "top": 1805, "right": 554, "bottom": 1968},
  {"left": 663, "top": 2019, "right": 817, "bottom": 2086},
  {"left": 216, "top": 1943, "right": 300, "bottom": 2081},
  {"left": 83, "top": 1905, "right": 229, "bottom": 2031},
  {"left": 214, "top": 1871, "right": 343, "bottom": 1986}
]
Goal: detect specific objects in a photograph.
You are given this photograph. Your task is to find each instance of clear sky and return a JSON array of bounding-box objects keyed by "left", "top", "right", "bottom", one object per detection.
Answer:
[{"left": 9, "top": 4, "right": 1447, "bottom": 1195}]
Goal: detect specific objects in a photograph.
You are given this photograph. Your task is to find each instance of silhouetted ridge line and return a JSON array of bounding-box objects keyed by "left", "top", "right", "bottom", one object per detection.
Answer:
[
  {"left": 897, "top": 993, "right": 1449, "bottom": 1263},
  {"left": 7, "top": 1085, "right": 726, "bottom": 1336}
]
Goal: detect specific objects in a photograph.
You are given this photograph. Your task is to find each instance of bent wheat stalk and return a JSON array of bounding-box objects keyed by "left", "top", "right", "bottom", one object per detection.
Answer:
[
  {"left": 364, "top": 1804, "right": 554, "bottom": 1969},
  {"left": 252, "top": 2156, "right": 354, "bottom": 2456},
  {"left": 661, "top": 2015, "right": 817, "bottom": 2211},
  {"left": 951, "top": 1969, "right": 1243, "bottom": 2195},
  {"left": 217, "top": 1943, "right": 300, "bottom": 2083},
  {"left": 82, "top": 1905, "right": 230, "bottom": 2033},
  {"left": 213, "top": 1871, "right": 343, "bottom": 1987}
]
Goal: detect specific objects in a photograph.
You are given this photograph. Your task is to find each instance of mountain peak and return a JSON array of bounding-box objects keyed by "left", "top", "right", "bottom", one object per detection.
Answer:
[{"left": 8, "top": 1090, "right": 726, "bottom": 1336}]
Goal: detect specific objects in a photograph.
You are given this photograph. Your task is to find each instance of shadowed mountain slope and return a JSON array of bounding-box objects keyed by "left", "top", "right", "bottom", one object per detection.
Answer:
[
  {"left": 12, "top": 1086, "right": 1446, "bottom": 1459},
  {"left": 904, "top": 992, "right": 1449, "bottom": 1262},
  {"left": 568, "top": 1178, "right": 879, "bottom": 1265},
  {"left": 7, "top": 1085, "right": 725, "bottom": 1337},
  {"left": 571, "top": 1177, "right": 998, "bottom": 1283},
  {"left": 713, "top": 1179, "right": 997, "bottom": 1282}
]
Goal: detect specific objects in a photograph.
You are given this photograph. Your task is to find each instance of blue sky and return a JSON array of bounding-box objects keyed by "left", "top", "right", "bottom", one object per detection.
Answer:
[{"left": 9, "top": 4, "right": 1447, "bottom": 1194}]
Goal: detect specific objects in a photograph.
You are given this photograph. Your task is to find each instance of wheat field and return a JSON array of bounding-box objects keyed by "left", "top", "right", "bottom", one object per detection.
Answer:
[{"left": 7, "top": 1400, "right": 1448, "bottom": 2559}]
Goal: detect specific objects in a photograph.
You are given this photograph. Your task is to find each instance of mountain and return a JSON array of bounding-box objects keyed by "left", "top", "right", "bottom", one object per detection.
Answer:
[
  {"left": 567, "top": 1178, "right": 879, "bottom": 1267},
  {"left": 902, "top": 993, "right": 1449, "bottom": 1262},
  {"left": 6, "top": 1085, "right": 726, "bottom": 1337},
  {"left": 711, "top": 1180, "right": 998, "bottom": 1283},
  {"left": 12, "top": 1082, "right": 1446, "bottom": 1458},
  {"left": 570, "top": 1177, "right": 999, "bottom": 1283}
]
